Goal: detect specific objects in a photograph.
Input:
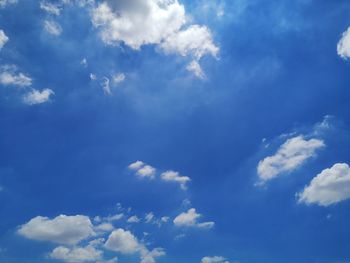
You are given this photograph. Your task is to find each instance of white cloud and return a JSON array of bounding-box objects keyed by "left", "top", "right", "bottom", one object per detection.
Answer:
[
  {"left": 104, "top": 228, "right": 140, "bottom": 254},
  {"left": 186, "top": 60, "right": 205, "bottom": 79},
  {"left": 40, "top": 1, "right": 61, "bottom": 15},
  {"left": 105, "top": 229, "right": 164, "bottom": 262},
  {"left": 298, "top": 163, "right": 350, "bottom": 206},
  {"left": 160, "top": 170, "right": 190, "bottom": 190},
  {"left": 90, "top": 73, "right": 97, "bottom": 80},
  {"left": 23, "top": 88, "right": 54, "bottom": 105},
  {"left": 81, "top": 58, "right": 88, "bottom": 67},
  {"left": 18, "top": 215, "right": 95, "bottom": 245},
  {"left": 136, "top": 165, "right": 156, "bottom": 179},
  {"left": 128, "top": 160, "right": 145, "bottom": 170},
  {"left": 337, "top": 26, "right": 350, "bottom": 59},
  {"left": 50, "top": 245, "right": 103, "bottom": 263},
  {"left": 91, "top": 0, "right": 218, "bottom": 78},
  {"left": 0, "top": 30, "right": 8, "bottom": 49},
  {"left": 0, "top": 0, "right": 17, "bottom": 8},
  {"left": 0, "top": 65, "right": 32, "bottom": 87},
  {"left": 160, "top": 24, "right": 219, "bottom": 59},
  {"left": 145, "top": 212, "right": 154, "bottom": 223},
  {"left": 101, "top": 77, "right": 111, "bottom": 94},
  {"left": 201, "top": 256, "right": 229, "bottom": 263},
  {"left": 127, "top": 215, "right": 141, "bottom": 223},
  {"left": 257, "top": 136, "right": 325, "bottom": 183},
  {"left": 173, "top": 208, "right": 214, "bottom": 229},
  {"left": 113, "top": 73, "right": 125, "bottom": 85},
  {"left": 140, "top": 247, "right": 165, "bottom": 263},
  {"left": 44, "top": 20, "right": 62, "bottom": 35},
  {"left": 94, "top": 223, "right": 114, "bottom": 232},
  {"left": 128, "top": 161, "right": 156, "bottom": 179},
  {"left": 105, "top": 213, "right": 124, "bottom": 222}
]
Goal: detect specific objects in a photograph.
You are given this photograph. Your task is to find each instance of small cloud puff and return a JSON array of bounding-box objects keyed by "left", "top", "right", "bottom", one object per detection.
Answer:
[{"left": 23, "top": 88, "right": 54, "bottom": 105}]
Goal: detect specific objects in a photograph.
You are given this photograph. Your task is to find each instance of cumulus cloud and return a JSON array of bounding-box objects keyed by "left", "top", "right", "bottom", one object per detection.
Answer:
[
  {"left": 298, "top": 163, "right": 350, "bottom": 206},
  {"left": 104, "top": 228, "right": 140, "bottom": 254},
  {"left": 0, "top": 30, "right": 8, "bottom": 49},
  {"left": 337, "top": 26, "right": 350, "bottom": 59},
  {"left": 0, "top": 65, "right": 32, "bottom": 87},
  {"left": 173, "top": 208, "right": 214, "bottom": 229},
  {"left": 0, "top": 0, "right": 17, "bottom": 8},
  {"left": 44, "top": 20, "right": 62, "bottom": 35},
  {"left": 23, "top": 88, "right": 54, "bottom": 105},
  {"left": 105, "top": 229, "right": 164, "bottom": 262},
  {"left": 128, "top": 161, "right": 156, "bottom": 179},
  {"left": 50, "top": 245, "right": 103, "bottom": 263},
  {"left": 186, "top": 60, "right": 205, "bottom": 79},
  {"left": 257, "top": 136, "right": 325, "bottom": 183},
  {"left": 91, "top": 0, "right": 218, "bottom": 78},
  {"left": 201, "top": 256, "right": 229, "bottom": 263},
  {"left": 40, "top": 1, "right": 61, "bottom": 15},
  {"left": 161, "top": 170, "right": 190, "bottom": 190},
  {"left": 18, "top": 215, "right": 95, "bottom": 245}
]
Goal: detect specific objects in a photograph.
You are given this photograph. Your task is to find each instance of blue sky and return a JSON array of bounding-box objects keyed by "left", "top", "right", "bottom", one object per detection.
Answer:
[{"left": 1, "top": 0, "right": 350, "bottom": 262}]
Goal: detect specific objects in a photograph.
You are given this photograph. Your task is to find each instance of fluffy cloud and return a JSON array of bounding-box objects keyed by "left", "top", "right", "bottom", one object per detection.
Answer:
[
  {"left": 298, "top": 163, "right": 350, "bottom": 206},
  {"left": 23, "top": 88, "right": 54, "bottom": 105},
  {"left": 104, "top": 228, "right": 140, "bottom": 254},
  {"left": 160, "top": 170, "right": 190, "bottom": 190},
  {"left": 91, "top": 0, "right": 218, "bottom": 78},
  {"left": 50, "top": 245, "right": 103, "bottom": 263},
  {"left": 113, "top": 73, "right": 125, "bottom": 85},
  {"left": 337, "top": 26, "right": 350, "bottom": 59},
  {"left": 186, "top": 60, "right": 205, "bottom": 79},
  {"left": 257, "top": 136, "right": 325, "bottom": 183},
  {"left": 128, "top": 161, "right": 156, "bottom": 179},
  {"left": 201, "top": 256, "right": 229, "bottom": 263},
  {"left": 0, "top": 65, "right": 32, "bottom": 87},
  {"left": 0, "top": 30, "right": 8, "bottom": 49},
  {"left": 105, "top": 229, "right": 164, "bottom": 262},
  {"left": 44, "top": 20, "right": 62, "bottom": 35},
  {"left": 173, "top": 208, "right": 214, "bottom": 229},
  {"left": 18, "top": 215, "right": 95, "bottom": 245},
  {"left": 0, "top": 0, "right": 17, "bottom": 8}
]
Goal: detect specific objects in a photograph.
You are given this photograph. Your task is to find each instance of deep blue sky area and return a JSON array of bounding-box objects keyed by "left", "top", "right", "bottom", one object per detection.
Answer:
[{"left": 1, "top": 0, "right": 350, "bottom": 263}]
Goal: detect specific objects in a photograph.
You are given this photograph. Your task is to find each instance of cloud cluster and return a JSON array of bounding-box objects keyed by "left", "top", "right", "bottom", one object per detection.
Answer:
[
  {"left": 173, "top": 208, "right": 214, "bottom": 229},
  {"left": 257, "top": 136, "right": 325, "bottom": 183},
  {"left": 298, "top": 163, "right": 350, "bottom": 206},
  {"left": 44, "top": 20, "right": 63, "bottom": 36},
  {"left": 91, "top": 0, "right": 218, "bottom": 78},
  {"left": 337, "top": 26, "right": 350, "bottom": 59},
  {"left": 128, "top": 161, "right": 191, "bottom": 189},
  {"left": 18, "top": 213, "right": 165, "bottom": 263},
  {"left": 0, "top": 64, "right": 54, "bottom": 104}
]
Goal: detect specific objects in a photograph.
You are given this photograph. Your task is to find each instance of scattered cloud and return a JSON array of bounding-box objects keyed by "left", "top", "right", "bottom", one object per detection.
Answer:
[
  {"left": 160, "top": 170, "right": 190, "bottom": 190},
  {"left": 127, "top": 215, "right": 141, "bottom": 223},
  {"left": 0, "top": 65, "right": 32, "bottom": 87},
  {"left": 101, "top": 77, "right": 111, "bottom": 95},
  {"left": 173, "top": 208, "right": 214, "bottom": 229},
  {"left": 257, "top": 135, "right": 325, "bottom": 183},
  {"left": 23, "top": 88, "right": 54, "bottom": 105},
  {"left": 44, "top": 20, "right": 62, "bottom": 36},
  {"left": 298, "top": 163, "right": 350, "bottom": 206},
  {"left": 80, "top": 58, "right": 88, "bottom": 67},
  {"left": 201, "top": 256, "right": 229, "bottom": 263},
  {"left": 40, "top": 1, "right": 61, "bottom": 15},
  {"left": 113, "top": 73, "right": 125, "bottom": 85},
  {"left": 337, "top": 26, "right": 350, "bottom": 59},
  {"left": 105, "top": 228, "right": 165, "bottom": 263},
  {"left": 91, "top": 0, "right": 218, "bottom": 78},
  {"left": 128, "top": 161, "right": 156, "bottom": 179},
  {"left": 0, "top": 29, "right": 8, "bottom": 49},
  {"left": 18, "top": 215, "right": 95, "bottom": 245},
  {"left": 145, "top": 212, "right": 154, "bottom": 223}
]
